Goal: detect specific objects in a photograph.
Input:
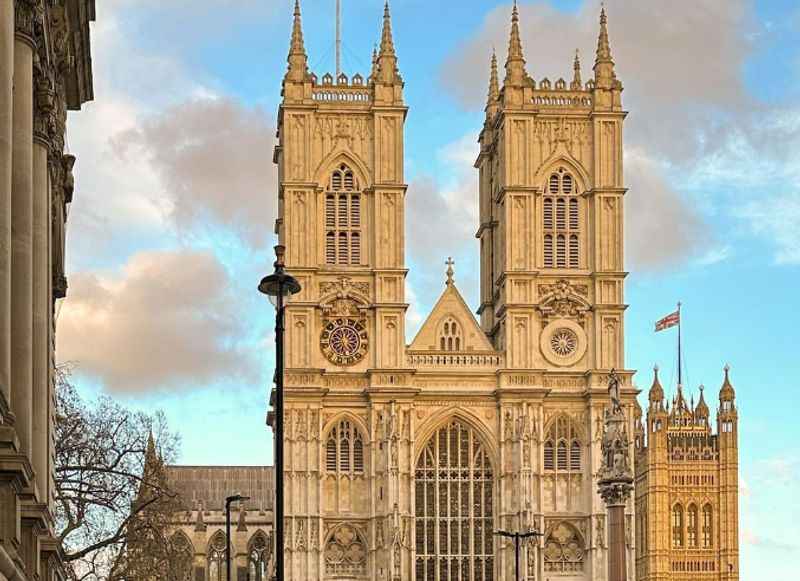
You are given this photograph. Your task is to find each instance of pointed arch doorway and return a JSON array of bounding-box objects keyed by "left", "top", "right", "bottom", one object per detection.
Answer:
[{"left": 414, "top": 419, "right": 495, "bottom": 581}]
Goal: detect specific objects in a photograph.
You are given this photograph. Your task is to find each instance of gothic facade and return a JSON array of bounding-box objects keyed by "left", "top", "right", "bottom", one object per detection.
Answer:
[
  {"left": 0, "top": 2, "right": 95, "bottom": 581},
  {"left": 272, "top": 3, "right": 637, "bottom": 581},
  {"left": 633, "top": 368, "right": 740, "bottom": 581},
  {"left": 163, "top": 2, "right": 740, "bottom": 581}
]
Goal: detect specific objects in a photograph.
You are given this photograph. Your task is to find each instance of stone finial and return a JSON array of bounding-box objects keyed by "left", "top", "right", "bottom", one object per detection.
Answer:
[
  {"left": 445, "top": 257, "right": 455, "bottom": 286},
  {"left": 504, "top": 0, "right": 527, "bottom": 86},
  {"left": 720, "top": 363, "right": 736, "bottom": 402},
  {"left": 487, "top": 49, "right": 500, "bottom": 104},
  {"left": 593, "top": 4, "right": 618, "bottom": 89},
  {"left": 377, "top": 1, "right": 400, "bottom": 83},
  {"left": 286, "top": 0, "right": 309, "bottom": 81},
  {"left": 571, "top": 49, "right": 583, "bottom": 90}
]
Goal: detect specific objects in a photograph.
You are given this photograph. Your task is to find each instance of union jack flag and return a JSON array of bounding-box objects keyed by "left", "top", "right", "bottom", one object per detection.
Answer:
[{"left": 655, "top": 310, "right": 680, "bottom": 332}]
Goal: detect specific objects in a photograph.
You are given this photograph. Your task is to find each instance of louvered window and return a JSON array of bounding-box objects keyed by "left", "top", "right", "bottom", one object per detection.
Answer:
[
  {"left": 557, "top": 441, "right": 568, "bottom": 470},
  {"left": 543, "top": 415, "right": 582, "bottom": 473},
  {"left": 324, "top": 164, "right": 362, "bottom": 266},
  {"left": 542, "top": 168, "right": 581, "bottom": 269},
  {"left": 569, "top": 441, "right": 581, "bottom": 471},
  {"left": 325, "top": 420, "right": 365, "bottom": 475}
]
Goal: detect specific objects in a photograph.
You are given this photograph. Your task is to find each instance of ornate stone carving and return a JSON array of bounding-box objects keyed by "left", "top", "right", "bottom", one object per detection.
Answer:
[
  {"left": 538, "top": 279, "right": 591, "bottom": 326},
  {"left": 598, "top": 373, "right": 634, "bottom": 507},
  {"left": 320, "top": 276, "right": 370, "bottom": 303},
  {"left": 15, "top": 0, "right": 42, "bottom": 41},
  {"left": 325, "top": 524, "right": 367, "bottom": 576}
]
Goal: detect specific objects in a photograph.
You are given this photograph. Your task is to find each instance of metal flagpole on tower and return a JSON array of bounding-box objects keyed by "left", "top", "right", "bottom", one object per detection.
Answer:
[
  {"left": 677, "top": 302, "right": 682, "bottom": 387},
  {"left": 336, "top": 0, "right": 342, "bottom": 77}
]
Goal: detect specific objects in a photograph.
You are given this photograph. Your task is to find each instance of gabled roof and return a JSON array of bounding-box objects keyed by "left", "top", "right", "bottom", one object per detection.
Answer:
[{"left": 408, "top": 279, "right": 494, "bottom": 352}]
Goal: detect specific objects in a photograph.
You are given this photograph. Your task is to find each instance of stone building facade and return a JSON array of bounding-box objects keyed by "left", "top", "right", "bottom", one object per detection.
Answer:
[
  {"left": 0, "top": 1, "right": 95, "bottom": 581},
  {"left": 272, "top": 3, "right": 638, "bottom": 581},
  {"left": 164, "top": 2, "right": 740, "bottom": 581},
  {"left": 633, "top": 367, "right": 740, "bottom": 581},
  {"left": 161, "top": 466, "right": 276, "bottom": 581}
]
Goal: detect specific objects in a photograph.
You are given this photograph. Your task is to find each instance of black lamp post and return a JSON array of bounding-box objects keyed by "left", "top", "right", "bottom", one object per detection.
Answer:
[
  {"left": 225, "top": 494, "right": 250, "bottom": 580},
  {"left": 258, "top": 245, "right": 301, "bottom": 581},
  {"left": 494, "top": 529, "right": 544, "bottom": 581}
]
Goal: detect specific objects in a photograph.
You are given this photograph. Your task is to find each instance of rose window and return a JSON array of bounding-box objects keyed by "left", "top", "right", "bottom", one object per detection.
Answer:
[{"left": 550, "top": 328, "right": 578, "bottom": 357}]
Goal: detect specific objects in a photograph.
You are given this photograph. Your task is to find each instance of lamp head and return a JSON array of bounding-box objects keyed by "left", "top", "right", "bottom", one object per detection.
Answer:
[{"left": 258, "top": 245, "right": 301, "bottom": 304}]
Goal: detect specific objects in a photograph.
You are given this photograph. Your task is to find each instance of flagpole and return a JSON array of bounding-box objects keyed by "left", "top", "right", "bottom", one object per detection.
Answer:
[{"left": 677, "top": 302, "right": 682, "bottom": 387}]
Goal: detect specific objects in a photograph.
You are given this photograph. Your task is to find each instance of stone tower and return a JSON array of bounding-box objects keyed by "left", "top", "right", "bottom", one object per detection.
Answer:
[
  {"left": 634, "top": 367, "right": 740, "bottom": 581},
  {"left": 274, "top": 2, "right": 410, "bottom": 579},
  {"left": 273, "top": 3, "right": 637, "bottom": 581}
]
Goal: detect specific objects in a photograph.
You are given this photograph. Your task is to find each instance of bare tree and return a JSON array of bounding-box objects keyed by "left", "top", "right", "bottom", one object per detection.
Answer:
[{"left": 54, "top": 364, "right": 184, "bottom": 581}]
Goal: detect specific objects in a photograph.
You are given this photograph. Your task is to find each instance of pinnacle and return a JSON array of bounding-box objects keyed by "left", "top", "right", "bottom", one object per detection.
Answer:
[
  {"left": 379, "top": 1, "right": 396, "bottom": 57},
  {"left": 286, "top": 0, "right": 308, "bottom": 81},
  {"left": 571, "top": 49, "right": 582, "bottom": 90},
  {"left": 487, "top": 50, "right": 500, "bottom": 104},
  {"left": 504, "top": 0, "right": 527, "bottom": 85}
]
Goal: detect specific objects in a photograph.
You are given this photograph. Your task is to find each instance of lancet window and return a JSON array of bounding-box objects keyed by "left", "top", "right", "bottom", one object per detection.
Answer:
[
  {"left": 687, "top": 504, "right": 698, "bottom": 548},
  {"left": 543, "top": 167, "right": 581, "bottom": 269},
  {"left": 248, "top": 531, "right": 273, "bottom": 581},
  {"left": 208, "top": 532, "right": 227, "bottom": 581},
  {"left": 415, "top": 420, "right": 494, "bottom": 581},
  {"left": 672, "top": 505, "right": 684, "bottom": 548},
  {"left": 702, "top": 504, "right": 713, "bottom": 548},
  {"left": 542, "top": 415, "right": 582, "bottom": 472},
  {"left": 170, "top": 532, "right": 193, "bottom": 581},
  {"left": 439, "top": 317, "right": 463, "bottom": 351},
  {"left": 325, "top": 419, "right": 365, "bottom": 475},
  {"left": 325, "top": 164, "right": 362, "bottom": 266}
]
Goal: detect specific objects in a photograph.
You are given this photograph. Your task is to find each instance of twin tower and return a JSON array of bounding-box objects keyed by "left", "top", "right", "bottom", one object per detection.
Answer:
[{"left": 273, "top": 2, "right": 738, "bottom": 581}]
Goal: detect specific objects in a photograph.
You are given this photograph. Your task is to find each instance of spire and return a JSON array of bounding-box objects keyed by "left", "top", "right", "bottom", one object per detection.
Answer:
[
  {"left": 370, "top": 44, "right": 379, "bottom": 80},
  {"left": 593, "top": 5, "right": 618, "bottom": 89},
  {"left": 445, "top": 257, "right": 455, "bottom": 286},
  {"left": 379, "top": 1, "right": 396, "bottom": 57},
  {"left": 488, "top": 50, "right": 500, "bottom": 104},
  {"left": 286, "top": 0, "right": 308, "bottom": 81},
  {"left": 377, "top": 1, "right": 400, "bottom": 83},
  {"left": 648, "top": 364, "right": 665, "bottom": 407},
  {"left": 695, "top": 384, "right": 710, "bottom": 419},
  {"left": 719, "top": 364, "right": 736, "bottom": 403},
  {"left": 504, "top": 1, "right": 527, "bottom": 86},
  {"left": 571, "top": 49, "right": 583, "bottom": 90}
]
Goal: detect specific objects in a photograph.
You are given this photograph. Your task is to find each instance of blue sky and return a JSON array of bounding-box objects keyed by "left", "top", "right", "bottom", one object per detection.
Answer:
[{"left": 57, "top": 1, "right": 800, "bottom": 577}]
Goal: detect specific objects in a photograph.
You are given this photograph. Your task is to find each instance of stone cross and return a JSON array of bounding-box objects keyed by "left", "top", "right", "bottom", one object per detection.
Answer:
[{"left": 445, "top": 257, "right": 455, "bottom": 286}]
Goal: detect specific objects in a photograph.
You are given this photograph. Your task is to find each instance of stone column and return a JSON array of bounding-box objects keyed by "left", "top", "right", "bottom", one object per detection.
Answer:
[
  {"left": 0, "top": 0, "right": 14, "bottom": 414},
  {"left": 10, "top": 6, "right": 35, "bottom": 457},
  {"left": 597, "top": 370, "right": 634, "bottom": 581},
  {"left": 32, "top": 114, "right": 50, "bottom": 500}
]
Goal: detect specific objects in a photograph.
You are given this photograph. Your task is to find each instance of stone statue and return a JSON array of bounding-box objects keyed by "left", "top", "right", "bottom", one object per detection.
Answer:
[{"left": 608, "top": 368, "right": 622, "bottom": 416}]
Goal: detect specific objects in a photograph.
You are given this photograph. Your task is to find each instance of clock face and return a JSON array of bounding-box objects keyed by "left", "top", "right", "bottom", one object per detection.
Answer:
[{"left": 321, "top": 318, "right": 368, "bottom": 366}]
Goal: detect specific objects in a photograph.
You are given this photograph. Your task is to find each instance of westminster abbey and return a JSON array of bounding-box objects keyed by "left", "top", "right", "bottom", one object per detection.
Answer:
[{"left": 157, "top": 2, "right": 741, "bottom": 580}]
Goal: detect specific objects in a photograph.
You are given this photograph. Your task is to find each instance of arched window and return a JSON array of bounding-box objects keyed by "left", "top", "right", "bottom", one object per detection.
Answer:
[
  {"left": 248, "top": 531, "right": 273, "bottom": 581},
  {"left": 170, "top": 533, "right": 193, "bottom": 581},
  {"left": 325, "top": 419, "right": 365, "bottom": 474},
  {"left": 543, "top": 522, "right": 585, "bottom": 573},
  {"left": 687, "top": 504, "right": 698, "bottom": 548},
  {"left": 543, "top": 167, "right": 581, "bottom": 269},
  {"left": 208, "top": 532, "right": 227, "bottom": 581},
  {"left": 702, "top": 505, "right": 713, "bottom": 548},
  {"left": 672, "top": 505, "right": 684, "bottom": 548},
  {"left": 438, "top": 317, "right": 463, "bottom": 352},
  {"left": 543, "top": 415, "right": 583, "bottom": 473},
  {"left": 415, "top": 420, "right": 494, "bottom": 581},
  {"left": 325, "top": 164, "right": 362, "bottom": 266}
]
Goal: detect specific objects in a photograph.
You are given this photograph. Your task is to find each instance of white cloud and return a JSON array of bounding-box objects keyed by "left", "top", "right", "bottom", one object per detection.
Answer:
[
  {"left": 738, "top": 192, "right": 800, "bottom": 264},
  {"left": 57, "top": 250, "right": 257, "bottom": 393}
]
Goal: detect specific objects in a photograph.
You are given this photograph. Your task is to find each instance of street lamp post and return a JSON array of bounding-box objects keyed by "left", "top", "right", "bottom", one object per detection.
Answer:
[
  {"left": 225, "top": 494, "right": 251, "bottom": 581},
  {"left": 259, "top": 245, "right": 302, "bottom": 581},
  {"left": 494, "top": 529, "right": 543, "bottom": 581}
]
